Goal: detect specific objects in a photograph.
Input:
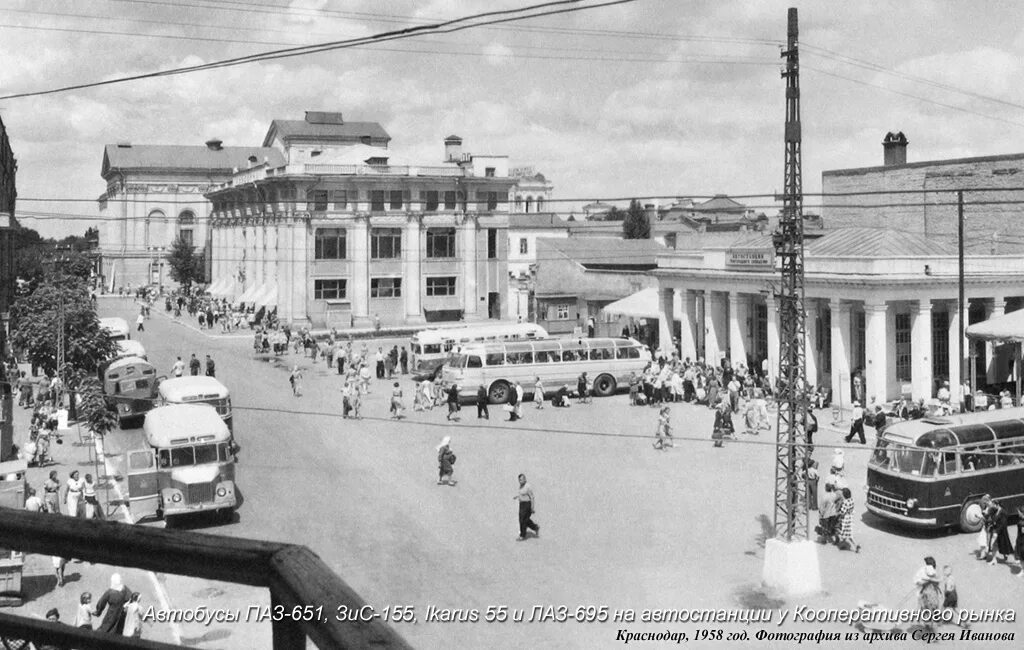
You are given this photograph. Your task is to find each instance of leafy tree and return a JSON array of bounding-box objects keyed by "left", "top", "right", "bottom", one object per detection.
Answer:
[
  {"left": 9, "top": 279, "right": 116, "bottom": 376},
  {"left": 165, "top": 235, "right": 205, "bottom": 288},
  {"left": 602, "top": 206, "right": 625, "bottom": 222},
  {"left": 74, "top": 374, "right": 118, "bottom": 438},
  {"left": 622, "top": 199, "right": 651, "bottom": 239}
]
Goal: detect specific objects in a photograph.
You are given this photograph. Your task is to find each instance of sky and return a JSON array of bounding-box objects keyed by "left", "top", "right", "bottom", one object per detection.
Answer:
[{"left": 2, "top": 0, "right": 1024, "bottom": 238}]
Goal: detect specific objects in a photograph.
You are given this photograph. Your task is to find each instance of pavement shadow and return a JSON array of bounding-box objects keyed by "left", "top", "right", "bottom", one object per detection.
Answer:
[
  {"left": 859, "top": 512, "right": 954, "bottom": 540},
  {"left": 734, "top": 584, "right": 785, "bottom": 610},
  {"left": 179, "top": 628, "right": 232, "bottom": 646},
  {"left": 753, "top": 513, "right": 774, "bottom": 549}
]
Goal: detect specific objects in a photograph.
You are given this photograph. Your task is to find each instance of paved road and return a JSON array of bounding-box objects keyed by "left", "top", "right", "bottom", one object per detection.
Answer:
[{"left": 102, "top": 297, "right": 1024, "bottom": 649}]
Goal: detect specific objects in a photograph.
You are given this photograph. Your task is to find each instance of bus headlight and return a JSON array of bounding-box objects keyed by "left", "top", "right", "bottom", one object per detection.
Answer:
[
  {"left": 216, "top": 487, "right": 227, "bottom": 497},
  {"left": 171, "top": 493, "right": 182, "bottom": 503},
  {"left": 906, "top": 498, "right": 917, "bottom": 509}
]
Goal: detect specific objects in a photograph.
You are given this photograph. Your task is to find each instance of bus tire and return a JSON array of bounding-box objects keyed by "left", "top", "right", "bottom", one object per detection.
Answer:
[
  {"left": 593, "top": 374, "right": 617, "bottom": 397},
  {"left": 959, "top": 499, "right": 985, "bottom": 533},
  {"left": 488, "top": 381, "right": 511, "bottom": 404}
]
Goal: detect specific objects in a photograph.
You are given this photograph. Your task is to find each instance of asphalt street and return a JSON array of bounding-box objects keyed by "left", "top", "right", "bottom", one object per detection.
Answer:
[{"left": 99, "top": 297, "right": 1024, "bottom": 649}]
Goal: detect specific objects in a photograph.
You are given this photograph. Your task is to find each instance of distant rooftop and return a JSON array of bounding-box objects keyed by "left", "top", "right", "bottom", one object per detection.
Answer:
[
  {"left": 101, "top": 144, "right": 285, "bottom": 178},
  {"left": 262, "top": 112, "right": 391, "bottom": 147},
  {"left": 540, "top": 237, "right": 667, "bottom": 270}
]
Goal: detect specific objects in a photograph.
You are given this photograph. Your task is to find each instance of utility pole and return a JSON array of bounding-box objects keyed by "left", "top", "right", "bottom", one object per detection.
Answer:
[
  {"left": 763, "top": 7, "right": 820, "bottom": 596},
  {"left": 957, "top": 191, "right": 966, "bottom": 398}
]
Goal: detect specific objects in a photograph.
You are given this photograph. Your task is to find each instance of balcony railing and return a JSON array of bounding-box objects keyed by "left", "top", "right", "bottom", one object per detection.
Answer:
[{"left": 0, "top": 509, "right": 411, "bottom": 650}]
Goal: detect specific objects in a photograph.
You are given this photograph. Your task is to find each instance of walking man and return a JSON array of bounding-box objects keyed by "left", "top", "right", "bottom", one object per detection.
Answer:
[
  {"left": 400, "top": 346, "right": 409, "bottom": 374},
  {"left": 189, "top": 353, "right": 201, "bottom": 376},
  {"left": 845, "top": 401, "right": 866, "bottom": 444},
  {"left": 135, "top": 312, "right": 145, "bottom": 332},
  {"left": 205, "top": 355, "right": 216, "bottom": 378},
  {"left": 171, "top": 357, "right": 185, "bottom": 378},
  {"left": 513, "top": 474, "right": 539, "bottom": 541},
  {"left": 375, "top": 347, "right": 385, "bottom": 379},
  {"left": 476, "top": 384, "right": 489, "bottom": 419}
]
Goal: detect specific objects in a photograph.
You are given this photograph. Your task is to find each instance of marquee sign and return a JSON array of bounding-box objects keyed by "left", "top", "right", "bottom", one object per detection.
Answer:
[{"left": 726, "top": 248, "right": 774, "bottom": 268}]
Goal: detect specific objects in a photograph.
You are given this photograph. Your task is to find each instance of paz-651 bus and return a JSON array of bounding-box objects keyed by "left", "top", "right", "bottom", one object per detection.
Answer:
[
  {"left": 101, "top": 356, "right": 161, "bottom": 425},
  {"left": 158, "top": 376, "right": 232, "bottom": 430},
  {"left": 410, "top": 323, "right": 547, "bottom": 374},
  {"left": 866, "top": 407, "right": 1024, "bottom": 532}
]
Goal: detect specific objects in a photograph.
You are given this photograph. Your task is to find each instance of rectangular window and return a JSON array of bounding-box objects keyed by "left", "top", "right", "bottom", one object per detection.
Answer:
[
  {"left": 390, "top": 190, "right": 403, "bottom": 210},
  {"left": 370, "top": 277, "right": 402, "bottom": 298},
  {"left": 311, "top": 190, "right": 329, "bottom": 211},
  {"left": 426, "top": 228, "right": 456, "bottom": 258},
  {"left": 487, "top": 228, "right": 497, "bottom": 259},
  {"left": 550, "top": 303, "right": 571, "bottom": 320},
  {"left": 370, "top": 190, "right": 386, "bottom": 212},
  {"left": 895, "top": 312, "right": 911, "bottom": 382},
  {"left": 371, "top": 228, "right": 402, "bottom": 259},
  {"left": 932, "top": 309, "right": 950, "bottom": 385},
  {"left": 519, "top": 238, "right": 528, "bottom": 255},
  {"left": 485, "top": 167, "right": 496, "bottom": 177},
  {"left": 426, "top": 277, "right": 457, "bottom": 296},
  {"left": 487, "top": 191, "right": 499, "bottom": 211},
  {"left": 314, "top": 228, "right": 346, "bottom": 260},
  {"left": 443, "top": 190, "right": 456, "bottom": 210},
  {"left": 179, "top": 229, "right": 193, "bottom": 247},
  {"left": 424, "top": 190, "right": 439, "bottom": 211},
  {"left": 331, "top": 190, "right": 348, "bottom": 210},
  {"left": 314, "top": 279, "right": 347, "bottom": 300}
]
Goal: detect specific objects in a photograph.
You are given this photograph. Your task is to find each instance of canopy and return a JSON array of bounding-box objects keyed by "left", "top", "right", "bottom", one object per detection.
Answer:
[
  {"left": 254, "top": 283, "right": 278, "bottom": 308},
  {"left": 965, "top": 308, "right": 1024, "bottom": 343},
  {"left": 236, "top": 283, "right": 260, "bottom": 305},
  {"left": 207, "top": 277, "right": 226, "bottom": 296},
  {"left": 601, "top": 287, "right": 684, "bottom": 320}
]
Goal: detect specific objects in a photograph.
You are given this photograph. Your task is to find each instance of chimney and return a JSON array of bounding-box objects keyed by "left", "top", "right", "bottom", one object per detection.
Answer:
[
  {"left": 205, "top": 138, "right": 223, "bottom": 151},
  {"left": 882, "top": 131, "right": 908, "bottom": 166},
  {"left": 444, "top": 135, "right": 463, "bottom": 162}
]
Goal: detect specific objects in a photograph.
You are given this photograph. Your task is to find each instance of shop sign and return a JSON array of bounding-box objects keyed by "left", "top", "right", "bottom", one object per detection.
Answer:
[{"left": 726, "top": 248, "right": 774, "bottom": 268}]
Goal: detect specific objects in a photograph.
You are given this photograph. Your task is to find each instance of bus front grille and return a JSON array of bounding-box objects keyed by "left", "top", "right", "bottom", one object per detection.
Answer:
[
  {"left": 867, "top": 489, "right": 908, "bottom": 515},
  {"left": 188, "top": 483, "right": 216, "bottom": 504}
]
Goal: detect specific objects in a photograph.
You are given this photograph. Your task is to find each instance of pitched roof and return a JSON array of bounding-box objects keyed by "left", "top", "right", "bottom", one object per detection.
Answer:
[
  {"left": 539, "top": 237, "right": 667, "bottom": 269},
  {"left": 262, "top": 119, "right": 390, "bottom": 146},
  {"left": 692, "top": 195, "right": 746, "bottom": 212},
  {"left": 807, "top": 227, "right": 954, "bottom": 257},
  {"left": 509, "top": 213, "right": 568, "bottom": 229},
  {"left": 101, "top": 144, "right": 285, "bottom": 177}
]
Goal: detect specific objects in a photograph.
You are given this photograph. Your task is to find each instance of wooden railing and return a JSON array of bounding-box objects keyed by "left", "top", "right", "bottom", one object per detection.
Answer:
[{"left": 0, "top": 509, "right": 412, "bottom": 649}]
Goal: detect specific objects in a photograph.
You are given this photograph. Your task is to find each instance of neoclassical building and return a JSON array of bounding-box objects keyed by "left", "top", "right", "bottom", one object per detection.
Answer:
[{"left": 206, "top": 112, "right": 517, "bottom": 327}]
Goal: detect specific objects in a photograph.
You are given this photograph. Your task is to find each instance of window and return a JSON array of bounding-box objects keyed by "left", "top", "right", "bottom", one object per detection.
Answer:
[
  {"left": 178, "top": 210, "right": 194, "bottom": 247},
  {"left": 485, "top": 167, "right": 496, "bottom": 177},
  {"left": 311, "top": 190, "right": 329, "bottom": 211},
  {"left": 443, "top": 190, "right": 456, "bottom": 210},
  {"left": 390, "top": 190, "right": 403, "bottom": 210},
  {"left": 426, "top": 228, "right": 456, "bottom": 258},
  {"left": 370, "top": 190, "right": 386, "bottom": 212},
  {"left": 487, "top": 228, "right": 497, "bottom": 259},
  {"left": 331, "top": 190, "right": 348, "bottom": 210},
  {"left": 314, "top": 228, "right": 346, "bottom": 259},
  {"left": 371, "top": 228, "right": 402, "bottom": 259},
  {"left": 895, "top": 312, "right": 911, "bottom": 382},
  {"left": 549, "top": 303, "right": 572, "bottom": 320},
  {"left": 932, "top": 309, "right": 949, "bottom": 383},
  {"left": 179, "top": 229, "right": 194, "bottom": 247},
  {"left": 426, "top": 277, "right": 457, "bottom": 296},
  {"left": 280, "top": 186, "right": 297, "bottom": 202},
  {"left": 616, "top": 346, "right": 641, "bottom": 359},
  {"left": 370, "top": 277, "right": 402, "bottom": 298},
  {"left": 485, "top": 352, "right": 505, "bottom": 366},
  {"left": 314, "top": 279, "right": 347, "bottom": 300},
  {"left": 519, "top": 238, "right": 528, "bottom": 255},
  {"left": 487, "top": 191, "right": 499, "bottom": 211},
  {"left": 424, "top": 190, "right": 439, "bottom": 212}
]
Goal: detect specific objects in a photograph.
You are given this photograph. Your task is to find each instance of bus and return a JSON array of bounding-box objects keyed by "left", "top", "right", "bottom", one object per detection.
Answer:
[
  {"left": 443, "top": 337, "right": 650, "bottom": 403},
  {"left": 101, "top": 356, "right": 161, "bottom": 425},
  {"left": 158, "top": 376, "right": 232, "bottom": 430},
  {"left": 124, "top": 404, "right": 238, "bottom": 523},
  {"left": 114, "top": 340, "right": 147, "bottom": 361},
  {"left": 410, "top": 323, "right": 548, "bottom": 374},
  {"left": 866, "top": 407, "right": 1024, "bottom": 532},
  {"left": 99, "top": 317, "right": 131, "bottom": 341}
]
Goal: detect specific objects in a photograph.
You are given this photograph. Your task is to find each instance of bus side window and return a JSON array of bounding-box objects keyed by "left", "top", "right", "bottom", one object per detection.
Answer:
[
  {"left": 974, "top": 444, "right": 997, "bottom": 470},
  {"left": 562, "top": 349, "right": 578, "bottom": 362},
  {"left": 485, "top": 353, "right": 504, "bottom": 366},
  {"left": 467, "top": 356, "right": 482, "bottom": 369},
  {"left": 158, "top": 449, "right": 171, "bottom": 469}
]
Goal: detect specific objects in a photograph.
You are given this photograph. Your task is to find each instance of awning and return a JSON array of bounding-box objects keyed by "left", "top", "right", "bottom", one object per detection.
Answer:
[
  {"left": 966, "top": 308, "right": 1024, "bottom": 343},
  {"left": 236, "top": 283, "right": 260, "bottom": 305},
  {"left": 255, "top": 283, "right": 278, "bottom": 308},
  {"left": 601, "top": 287, "right": 684, "bottom": 320},
  {"left": 207, "top": 277, "right": 225, "bottom": 295}
]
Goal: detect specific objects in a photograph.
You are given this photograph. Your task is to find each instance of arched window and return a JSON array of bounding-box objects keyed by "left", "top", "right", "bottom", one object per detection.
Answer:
[
  {"left": 146, "top": 209, "right": 165, "bottom": 245},
  {"left": 536, "top": 197, "right": 543, "bottom": 212},
  {"left": 525, "top": 197, "right": 533, "bottom": 213},
  {"left": 178, "top": 210, "right": 195, "bottom": 247}
]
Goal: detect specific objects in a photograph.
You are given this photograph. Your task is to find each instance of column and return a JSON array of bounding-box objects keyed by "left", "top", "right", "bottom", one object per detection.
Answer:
[
  {"left": 830, "top": 299, "right": 851, "bottom": 408},
  {"left": 278, "top": 221, "right": 293, "bottom": 323},
  {"left": 254, "top": 221, "right": 266, "bottom": 287},
  {"left": 266, "top": 223, "right": 278, "bottom": 284},
  {"left": 805, "top": 300, "right": 819, "bottom": 389},
  {"left": 351, "top": 216, "right": 370, "bottom": 325},
  {"left": 403, "top": 215, "right": 425, "bottom": 324},
  {"left": 678, "top": 289, "right": 697, "bottom": 361},
  {"left": 986, "top": 296, "right": 1007, "bottom": 383},
  {"left": 461, "top": 216, "right": 479, "bottom": 319},
  {"left": 864, "top": 300, "right": 889, "bottom": 402},
  {"left": 728, "top": 292, "right": 747, "bottom": 367},
  {"left": 290, "top": 218, "right": 308, "bottom": 323},
  {"left": 766, "top": 294, "right": 779, "bottom": 385},
  {"left": 244, "top": 222, "right": 256, "bottom": 296},
  {"left": 911, "top": 300, "right": 933, "bottom": 401},
  {"left": 704, "top": 292, "right": 723, "bottom": 364},
  {"left": 948, "top": 305, "right": 963, "bottom": 404},
  {"left": 658, "top": 286, "right": 675, "bottom": 355}
]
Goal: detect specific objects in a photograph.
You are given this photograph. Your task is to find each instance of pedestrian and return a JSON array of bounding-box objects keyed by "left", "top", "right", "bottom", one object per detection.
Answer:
[
  {"left": 374, "top": 313, "right": 381, "bottom": 332},
  {"left": 1016, "top": 506, "right": 1024, "bottom": 578},
  {"left": 76, "top": 592, "right": 94, "bottom": 629},
  {"left": 189, "top": 354, "right": 201, "bottom": 376},
  {"left": 64, "top": 470, "right": 83, "bottom": 518},
  {"left": 552, "top": 384, "right": 570, "bottom": 407},
  {"left": 43, "top": 470, "right": 61, "bottom": 514},
  {"left": 533, "top": 377, "right": 545, "bottom": 409},
  {"left": 845, "top": 401, "right": 865, "bottom": 444},
  {"left": 806, "top": 458, "right": 820, "bottom": 511},
  {"left": 83, "top": 474, "right": 100, "bottom": 519},
  {"left": 205, "top": 355, "right": 216, "bottom": 378},
  {"left": 122, "top": 592, "right": 143, "bottom": 638},
  {"left": 289, "top": 366, "right": 303, "bottom": 397},
  {"left": 25, "top": 487, "right": 45, "bottom": 513},
  {"left": 390, "top": 382, "right": 404, "bottom": 420},
  {"left": 942, "top": 565, "right": 960, "bottom": 615},
  {"left": 836, "top": 487, "right": 860, "bottom": 553},
  {"left": 341, "top": 381, "right": 353, "bottom": 418},
  {"left": 983, "top": 499, "right": 1013, "bottom": 565},
  {"left": 350, "top": 386, "right": 363, "bottom": 419},
  {"left": 135, "top": 312, "right": 145, "bottom": 332},
  {"left": 815, "top": 482, "right": 839, "bottom": 544},
  {"left": 513, "top": 474, "right": 539, "bottom": 541},
  {"left": 171, "top": 356, "right": 185, "bottom": 378},
  {"left": 384, "top": 354, "right": 395, "bottom": 380},
  {"left": 587, "top": 315, "right": 595, "bottom": 338},
  {"left": 400, "top": 346, "right": 409, "bottom": 374},
  {"left": 375, "top": 347, "right": 385, "bottom": 379},
  {"left": 52, "top": 553, "right": 67, "bottom": 587},
  {"left": 336, "top": 345, "right": 346, "bottom": 375},
  {"left": 576, "top": 372, "right": 589, "bottom": 404},
  {"left": 711, "top": 398, "right": 733, "bottom": 448},
  {"left": 359, "top": 363, "right": 372, "bottom": 394},
  {"left": 653, "top": 405, "right": 673, "bottom": 450},
  {"left": 914, "top": 557, "right": 943, "bottom": 631},
  {"left": 94, "top": 573, "right": 131, "bottom": 634},
  {"left": 437, "top": 436, "right": 457, "bottom": 486},
  {"left": 476, "top": 384, "right": 489, "bottom": 419},
  {"left": 446, "top": 383, "right": 461, "bottom": 421}
]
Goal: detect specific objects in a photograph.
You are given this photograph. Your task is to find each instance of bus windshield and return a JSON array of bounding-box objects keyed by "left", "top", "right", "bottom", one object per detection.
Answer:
[
  {"left": 871, "top": 441, "right": 926, "bottom": 474},
  {"left": 159, "top": 443, "right": 230, "bottom": 468}
]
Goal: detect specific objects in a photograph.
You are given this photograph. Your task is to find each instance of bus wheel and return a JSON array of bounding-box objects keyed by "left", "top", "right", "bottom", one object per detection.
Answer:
[
  {"left": 593, "top": 374, "right": 617, "bottom": 397},
  {"left": 488, "top": 381, "right": 511, "bottom": 404},
  {"left": 959, "top": 499, "right": 985, "bottom": 533}
]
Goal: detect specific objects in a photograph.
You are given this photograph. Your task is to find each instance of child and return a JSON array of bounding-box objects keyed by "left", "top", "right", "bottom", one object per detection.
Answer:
[
  {"left": 350, "top": 388, "right": 362, "bottom": 420},
  {"left": 390, "top": 382, "right": 404, "bottom": 420},
  {"left": 75, "top": 592, "right": 93, "bottom": 629},
  {"left": 653, "top": 406, "right": 673, "bottom": 450},
  {"left": 942, "top": 565, "right": 959, "bottom": 616},
  {"left": 534, "top": 377, "right": 545, "bottom": 409},
  {"left": 123, "top": 591, "right": 142, "bottom": 638},
  {"left": 289, "top": 366, "right": 302, "bottom": 397}
]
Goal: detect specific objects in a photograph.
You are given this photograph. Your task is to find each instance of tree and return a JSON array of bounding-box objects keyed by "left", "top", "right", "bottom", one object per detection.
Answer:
[
  {"left": 74, "top": 374, "right": 117, "bottom": 438},
  {"left": 165, "top": 235, "right": 205, "bottom": 288},
  {"left": 622, "top": 199, "right": 651, "bottom": 239},
  {"left": 9, "top": 279, "right": 117, "bottom": 376}
]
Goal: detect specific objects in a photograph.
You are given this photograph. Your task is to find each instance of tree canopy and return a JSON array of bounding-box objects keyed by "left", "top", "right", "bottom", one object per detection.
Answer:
[
  {"left": 165, "top": 235, "right": 205, "bottom": 288},
  {"left": 622, "top": 199, "right": 651, "bottom": 239}
]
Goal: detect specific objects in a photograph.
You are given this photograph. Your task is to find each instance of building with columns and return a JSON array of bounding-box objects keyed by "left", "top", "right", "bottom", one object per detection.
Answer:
[
  {"left": 205, "top": 112, "right": 516, "bottom": 327},
  {"left": 654, "top": 227, "right": 1024, "bottom": 404}
]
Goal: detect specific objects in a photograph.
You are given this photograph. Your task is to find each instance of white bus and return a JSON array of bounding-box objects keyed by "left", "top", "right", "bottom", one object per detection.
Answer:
[
  {"left": 115, "top": 340, "right": 147, "bottom": 360},
  {"left": 410, "top": 323, "right": 548, "bottom": 374},
  {"left": 99, "top": 317, "right": 131, "bottom": 341},
  {"left": 443, "top": 337, "right": 651, "bottom": 403},
  {"left": 159, "top": 376, "right": 233, "bottom": 430}
]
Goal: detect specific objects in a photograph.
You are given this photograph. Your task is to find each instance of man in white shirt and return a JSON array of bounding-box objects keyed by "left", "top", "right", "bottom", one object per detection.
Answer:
[
  {"left": 845, "top": 401, "right": 866, "bottom": 444},
  {"left": 171, "top": 357, "right": 185, "bottom": 378}
]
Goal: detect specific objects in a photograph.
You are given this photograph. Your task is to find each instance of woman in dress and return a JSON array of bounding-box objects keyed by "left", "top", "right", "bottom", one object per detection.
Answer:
[
  {"left": 436, "top": 436, "right": 456, "bottom": 486},
  {"left": 289, "top": 366, "right": 303, "bottom": 397},
  {"left": 43, "top": 470, "right": 61, "bottom": 514},
  {"left": 914, "top": 557, "right": 943, "bottom": 628},
  {"left": 94, "top": 573, "right": 131, "bottom": 634},
  {"left": 390, "top": 382, "right": 404, "bottom": 420},
  {"left": 837, "top": 487, "right": 861, "bottom": 553},
  {"left": 705, "top": 372, "right": 720, "bottom": 410},
  {"left": 83, "top": 473, "right": 100, "bottom": 519},
  {"left": 533, "top": 377, "right": 545, "bottom": 409},
  {"left": 64, "top": 470, "right": 84, "bottom": 518}
]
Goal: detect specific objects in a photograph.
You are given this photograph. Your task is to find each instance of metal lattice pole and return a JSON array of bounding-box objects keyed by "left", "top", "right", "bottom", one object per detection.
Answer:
[{"left": 773, "top": 7, "right": 810, "bottom": 541}]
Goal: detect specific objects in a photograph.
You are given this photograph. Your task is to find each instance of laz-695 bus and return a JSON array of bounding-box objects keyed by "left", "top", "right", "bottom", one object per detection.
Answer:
[
  {"left": 443, "top": 337, "right": 651, "bottom": 403},
  {"left": 866, "top": 408, "right": 1024, "bottom": 532}
]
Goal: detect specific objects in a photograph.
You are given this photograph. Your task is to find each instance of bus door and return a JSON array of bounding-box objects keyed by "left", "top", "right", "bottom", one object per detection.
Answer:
[{"left": 125, "top": 448, "right": 160, "bottom": 519}]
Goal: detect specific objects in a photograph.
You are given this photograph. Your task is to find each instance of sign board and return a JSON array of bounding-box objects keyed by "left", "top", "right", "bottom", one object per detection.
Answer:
[{"left": 726, "top": 248, "right": 774, "bottom": 269}]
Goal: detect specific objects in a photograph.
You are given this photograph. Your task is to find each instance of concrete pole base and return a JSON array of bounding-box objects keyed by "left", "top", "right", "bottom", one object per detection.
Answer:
[{"left": 762, "top": 538, "right": 822, "bottom": 597}]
